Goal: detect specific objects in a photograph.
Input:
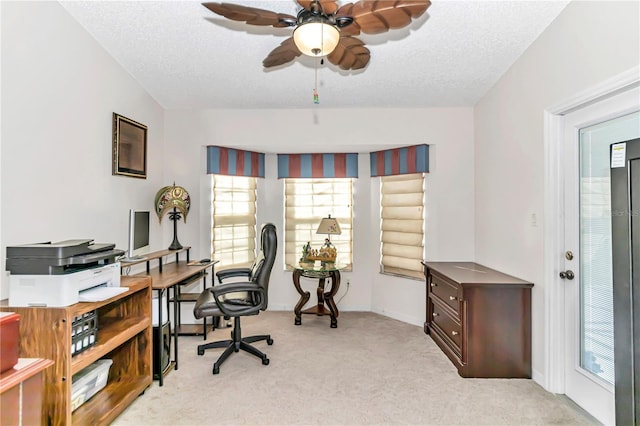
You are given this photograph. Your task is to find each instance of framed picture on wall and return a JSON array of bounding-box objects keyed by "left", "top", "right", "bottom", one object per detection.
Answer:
[{"left": 112, "top": 112, "right": 147, "bottom": 179}]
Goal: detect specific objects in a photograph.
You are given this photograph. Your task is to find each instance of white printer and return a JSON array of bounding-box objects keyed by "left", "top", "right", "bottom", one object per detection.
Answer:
[{"left": 6, "top": 239, "right": 124, "bottom": 307}]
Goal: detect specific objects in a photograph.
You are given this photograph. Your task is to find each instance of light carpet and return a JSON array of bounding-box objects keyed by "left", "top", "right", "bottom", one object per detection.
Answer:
[{"left": 112, "top": 311, "right": 598, "bottom": 426}]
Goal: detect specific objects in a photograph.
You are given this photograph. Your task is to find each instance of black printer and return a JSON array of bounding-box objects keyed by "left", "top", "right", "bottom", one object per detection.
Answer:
[
  {"left": 6, "top": 239, "right": 123, "bottom": 275},
  {"left": 6, "top": 239, "right": 125, "bottom": 307}
]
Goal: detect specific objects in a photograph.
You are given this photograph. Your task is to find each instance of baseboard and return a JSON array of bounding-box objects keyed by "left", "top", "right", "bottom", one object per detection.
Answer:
[
  {"left": 370, "top": 306, "right": 423, "bottom": 326},
  {"left": 177, "top": 305, "right": 419, "bottom": 325},
  {"left": 531, "top": 367, "right": 545, "bottom": 389}
]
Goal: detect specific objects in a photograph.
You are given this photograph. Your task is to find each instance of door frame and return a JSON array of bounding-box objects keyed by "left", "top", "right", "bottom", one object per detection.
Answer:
[{"left": 543, "top": 66, "right": 640, "bottom": 395}]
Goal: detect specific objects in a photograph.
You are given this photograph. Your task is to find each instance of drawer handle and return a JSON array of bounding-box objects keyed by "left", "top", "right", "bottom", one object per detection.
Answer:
[
  {"left": 449, "top": 296, "right": 457, "bottom": 301},
  {"left": 432, "top": 312, "right": 439, "bottom": 317},
  {"left": 451, "top": 331, "right": 459, "bottom": 336},
  {"left": 430, "top": 282, "right": 436, "bottom": 287}
]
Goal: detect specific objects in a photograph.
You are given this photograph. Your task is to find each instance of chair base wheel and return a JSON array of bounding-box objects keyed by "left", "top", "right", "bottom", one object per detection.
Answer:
[{"left": 199, "top": 317, "right": 272, "bottom": 374}]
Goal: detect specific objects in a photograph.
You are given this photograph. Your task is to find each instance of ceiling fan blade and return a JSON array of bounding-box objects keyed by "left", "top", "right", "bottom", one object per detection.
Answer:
[
  {"left": 335, "top": 3, "right": 361, "bottom": 36},
  {"left": 297, "top": 0, "right": 340, "bottom": 14},
  {"left": 339, "top": 0, "right": 430, "bottom": 35},
  {"left": 202, "top": 2, "right": 296, "bottom": 28},
  {"left": 327, "top": 36, "right": 370, "bottom": 70},
  {"left": 263, "top": 38, "right": 303, "bottom": 68}
]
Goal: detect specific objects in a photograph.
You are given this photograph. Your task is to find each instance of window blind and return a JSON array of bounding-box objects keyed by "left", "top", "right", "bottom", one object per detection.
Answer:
[
  {"left": 284, "top": 178, "right": 353, "bottom": 269},
  {"left": 380, "top": 173, "right": 425, "bottom": 279},
  {"left": 211, "top": 175, "right": 257, "bottom": 270}
]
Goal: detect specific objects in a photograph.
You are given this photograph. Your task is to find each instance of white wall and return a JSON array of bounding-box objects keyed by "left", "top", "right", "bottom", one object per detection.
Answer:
[
  {"left": 0, "top": 2, "right": 166, "bottom": 297},
  {"left": 164, "top": 107, "right": 475, "bottom": 325},
  {"left": 474, "top": 0, "right": 640, "bottom": 382}
]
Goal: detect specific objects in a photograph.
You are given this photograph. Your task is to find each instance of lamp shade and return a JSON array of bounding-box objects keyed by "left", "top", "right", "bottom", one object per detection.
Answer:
[
  {"left": 293, "top": 22, "right": 340, "bottom": 56},
  {"left": 155, "top": 184, "right": 191, "bottom": 223},
  {"left": 316, "top": 215, "right": 341, "bottom": 235}
]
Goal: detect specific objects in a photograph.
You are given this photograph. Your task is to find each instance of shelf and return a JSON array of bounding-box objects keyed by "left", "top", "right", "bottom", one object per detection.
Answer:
[
  {"left": 72, "top": 375, "right": 151, "bottom": 425},
  {"left": 71, "top": 315, "right": 150, "bottom": 375},
  {"left": 0, "top": 358, "right": 53, "bottom": 393},
  {"left": 301, "top": 305, "right": 332, "bottom": 316},
  {"left": 120, "top": 247, "right": 191, "bottom": 268},
  {"left": 172, "top": 292, "right": 200, "bottom": 303},
  {"left": 176, "top": 324, "right": 211, "bottom": 336}
]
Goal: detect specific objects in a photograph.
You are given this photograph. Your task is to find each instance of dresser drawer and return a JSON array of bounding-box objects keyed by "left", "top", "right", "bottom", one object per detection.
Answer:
[
  {"left": 430, "top": 300, "right": 462, "bottom": 354},
  {"left": 429, "top": 272, "right": 461, "bottom": 314}
]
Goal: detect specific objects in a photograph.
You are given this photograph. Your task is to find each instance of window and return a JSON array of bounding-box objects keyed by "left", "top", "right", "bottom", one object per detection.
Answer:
[
  {"left": 380, "top": 173, "right": 425, "bottom": 279},
  {"left": 284, "top": 178, "right": 353, "bottom": 269},
  {"left": 211, "top": 175, "right": 257, "bottom": 270}
]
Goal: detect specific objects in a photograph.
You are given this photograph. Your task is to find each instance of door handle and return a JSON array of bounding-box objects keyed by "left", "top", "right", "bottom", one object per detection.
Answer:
[{"left": 559, "top": 270, "right": 575, "bottom": 280}]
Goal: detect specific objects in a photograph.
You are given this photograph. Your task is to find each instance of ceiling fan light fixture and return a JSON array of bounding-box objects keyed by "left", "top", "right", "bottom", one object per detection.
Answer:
[{"left": 293, "top": 22, "right": 340, "bottom": 57}]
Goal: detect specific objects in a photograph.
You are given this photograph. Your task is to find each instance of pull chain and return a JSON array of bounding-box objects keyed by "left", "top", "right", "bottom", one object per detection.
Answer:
[
  {"left": 313, "top": 23, "right": 324, "bottom": 105},
  {"left": 314, "top": 57, "right": 319, "bottom": 104}
]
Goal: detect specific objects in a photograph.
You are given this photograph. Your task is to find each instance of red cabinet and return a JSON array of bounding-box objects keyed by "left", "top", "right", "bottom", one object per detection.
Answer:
[{"left": 0, "top": 358, "right": 53, "bottom": 425}]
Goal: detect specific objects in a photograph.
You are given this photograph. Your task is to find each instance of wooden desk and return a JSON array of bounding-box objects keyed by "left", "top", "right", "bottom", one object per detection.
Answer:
[
  {"left": 0, "top": 358, "right": 53, "bottom": 425},
  {"left": 292, "top": 264, "right": 345, "bottom": 328},
  {"left": 123, "top": 248, "right": 218, "bottom": 386}
]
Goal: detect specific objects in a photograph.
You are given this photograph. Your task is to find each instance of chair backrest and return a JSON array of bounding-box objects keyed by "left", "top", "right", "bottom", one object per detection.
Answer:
[{"left": 250, "top": 223, "right": 277, "bottom": 310}]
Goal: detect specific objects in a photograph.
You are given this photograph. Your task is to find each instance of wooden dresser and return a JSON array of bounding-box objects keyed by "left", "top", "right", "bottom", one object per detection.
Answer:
[{"left": 422, "top": 261, "right": 533, "bottom": 378}]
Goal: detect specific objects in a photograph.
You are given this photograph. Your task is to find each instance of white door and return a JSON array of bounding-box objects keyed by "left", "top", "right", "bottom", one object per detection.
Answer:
[{"left": 561, "top": 86, "right": 640, "bottom": 425}]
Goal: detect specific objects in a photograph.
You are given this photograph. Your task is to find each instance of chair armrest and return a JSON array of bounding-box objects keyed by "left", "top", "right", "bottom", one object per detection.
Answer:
[
  {"left": 216, "top": 268, "right": 251, "bottom": 283},
  {"left": 212, "top": 282, "right": 266, "bottom": 316}
]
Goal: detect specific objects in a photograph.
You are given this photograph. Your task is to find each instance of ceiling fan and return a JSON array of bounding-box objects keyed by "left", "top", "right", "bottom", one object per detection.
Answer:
[{"left": 202, "top": 0, "right": 431, "bottom": 71}]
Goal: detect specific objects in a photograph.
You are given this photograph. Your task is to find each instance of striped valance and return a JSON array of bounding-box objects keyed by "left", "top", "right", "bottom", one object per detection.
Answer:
[
  {"left": 277, "top": 153, "right": 358, "bottom": 178},
  {"left": 207, "top": 146, "right": 265, "bottom": 178},
  {"left": 369, "top": 144, "right": 429, "bottom": 177}
]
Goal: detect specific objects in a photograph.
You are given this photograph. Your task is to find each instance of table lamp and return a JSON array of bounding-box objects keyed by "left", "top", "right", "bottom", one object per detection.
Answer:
[
  {"left": 155, "top": 183, "right": 191, "bottom": 250},
  {"left": 316, "top": 214, "right": 341, "bottom": 248}
]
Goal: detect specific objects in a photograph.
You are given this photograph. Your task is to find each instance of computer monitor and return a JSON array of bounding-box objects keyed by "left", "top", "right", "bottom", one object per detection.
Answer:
[{"left": 124, "top": 209, "right": 150, "bottom": 261}]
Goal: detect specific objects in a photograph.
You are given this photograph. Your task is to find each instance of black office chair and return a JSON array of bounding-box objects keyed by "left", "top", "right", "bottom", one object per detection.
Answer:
[
  {"left": 211, "top": 240, "right": 268, "bottom": 329},
  {"left": 193, "top": 223, "right": 277, "bottom": 374}
]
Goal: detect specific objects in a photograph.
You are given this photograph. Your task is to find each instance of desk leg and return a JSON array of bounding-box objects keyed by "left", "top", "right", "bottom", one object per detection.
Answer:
[
  {"left": 292, "top": 269, "right": 310, "bottom": 325},
  {"left": 202, "top": 273, "right": 208, "bottom": 340},
  {"left": 325, "top": 271, "right": 341, "bottom": 328},
  {"left": 173, "top": 284, "right": 179, "bottom": 371},
  {"left": 156, "top": 288, "right": 165, "bottom": 387}
]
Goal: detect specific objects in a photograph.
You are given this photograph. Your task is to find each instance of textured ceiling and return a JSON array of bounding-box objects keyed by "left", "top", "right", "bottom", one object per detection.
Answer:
[{"left": 60, "top": 0, "right": 570, "bottom": 109}]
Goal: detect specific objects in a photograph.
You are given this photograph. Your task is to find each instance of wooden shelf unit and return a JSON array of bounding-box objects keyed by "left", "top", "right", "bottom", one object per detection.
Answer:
[{"left": 0, "top": 276, "right": 152, "bottom": 426}]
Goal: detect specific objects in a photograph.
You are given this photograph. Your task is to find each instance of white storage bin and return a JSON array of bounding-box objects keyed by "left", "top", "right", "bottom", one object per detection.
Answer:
[{"left": 71, "top": 359, "right": 113, "bottom": 411}]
